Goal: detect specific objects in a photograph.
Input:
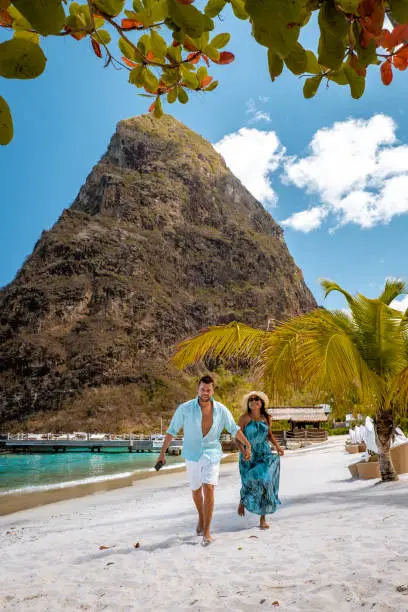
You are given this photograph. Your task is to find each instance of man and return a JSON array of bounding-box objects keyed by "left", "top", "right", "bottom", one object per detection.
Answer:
[{"left": 158, "top": 375, "right": 251, "bottom": 546}]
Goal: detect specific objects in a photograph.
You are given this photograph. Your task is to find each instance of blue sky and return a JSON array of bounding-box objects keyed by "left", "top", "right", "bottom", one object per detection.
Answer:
[{"left": 1, "top": 7, "right": 408, "bottom": 312}]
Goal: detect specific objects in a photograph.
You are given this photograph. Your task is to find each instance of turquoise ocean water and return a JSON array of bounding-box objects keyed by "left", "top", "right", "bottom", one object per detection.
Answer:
[{"left": 0, "top": 451, "right": 185, "bottom": 495}]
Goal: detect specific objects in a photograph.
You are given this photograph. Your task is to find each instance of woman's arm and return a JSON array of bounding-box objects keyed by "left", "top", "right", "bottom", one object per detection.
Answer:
[
  {"left": 235, "top": 414, "right": 251, "bottom": 458},
  {"left": 268, "top": 428, "right": 285, "bottom": 456}
]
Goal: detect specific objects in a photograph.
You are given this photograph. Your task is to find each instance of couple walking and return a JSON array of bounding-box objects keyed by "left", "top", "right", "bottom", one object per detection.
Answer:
[{"left": 158, "top": 375, "right": 284, "bottom": 546}]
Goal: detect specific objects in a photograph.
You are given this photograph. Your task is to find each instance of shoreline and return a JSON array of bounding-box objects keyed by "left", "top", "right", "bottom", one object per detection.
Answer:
[{"left": 0, "top": 452, "right": 239, "bottom": 517}]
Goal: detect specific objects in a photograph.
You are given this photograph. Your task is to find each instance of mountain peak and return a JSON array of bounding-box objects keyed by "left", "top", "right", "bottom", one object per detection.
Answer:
[{"left": 0, "top": 116, "right": 316, "bottom": 431}]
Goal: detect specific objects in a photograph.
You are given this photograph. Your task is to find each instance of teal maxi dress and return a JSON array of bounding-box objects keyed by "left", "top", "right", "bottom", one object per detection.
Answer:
[{"left": 239, "top": 420, "right": 281, "bottom": 516}]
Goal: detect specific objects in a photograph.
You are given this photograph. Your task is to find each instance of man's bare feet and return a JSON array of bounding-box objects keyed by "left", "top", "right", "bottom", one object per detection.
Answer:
[
  {"left": 238, "top": 502, "right": 245, "bottom": 516},
  {"left": 260, "top": 517, "right": 270, "bottom": 529}
]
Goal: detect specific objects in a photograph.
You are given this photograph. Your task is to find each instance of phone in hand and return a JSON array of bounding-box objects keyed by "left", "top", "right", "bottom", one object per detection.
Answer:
[{"left": 154, "top": 460, "right": 164, "bottom": 471}]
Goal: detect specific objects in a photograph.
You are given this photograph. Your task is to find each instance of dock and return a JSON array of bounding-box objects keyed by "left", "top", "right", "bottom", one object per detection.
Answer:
[{"left": 0, "top": 437, "right": 183, "bottom": 454}]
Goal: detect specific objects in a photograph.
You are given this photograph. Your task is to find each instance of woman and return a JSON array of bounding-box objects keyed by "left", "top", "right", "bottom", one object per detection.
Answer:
[{"left": 236, "top": 391, "right": 284, "bottom": 529}]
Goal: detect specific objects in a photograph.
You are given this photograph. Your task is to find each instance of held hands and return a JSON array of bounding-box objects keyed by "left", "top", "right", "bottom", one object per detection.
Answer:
[{"left": 277, "top": 447, "right": 284, "bottom": 456}]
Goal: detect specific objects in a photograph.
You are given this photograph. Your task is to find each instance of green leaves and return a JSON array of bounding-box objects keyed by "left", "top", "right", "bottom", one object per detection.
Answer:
[
  {"left": 305, "top": 50, "right": 321, "bottom": 75},
  {"left": 388, "top": 0, "right": 408, "bottom": 23},
  {"left": 92, "top": 0, "right": 126, "bottom": 17},
  {"left": 13, "top": 0, "right": 66, "bottom": 35},
  {"left": 180, "top": 64, "right": 198, "bottom": 87},
  {"left": 0, "top": 38, "right": 46, "bottom": 79},
  {"left": 303, "top": 74, "right": 322, "bottom": 98},
  {"left": 211, "top": 33, "right": 230, "bottom": 49},
  {"left": 246, "top": 0, "right": 300, "bottom": 57},
  {"left": 268, "top": 49, "right": 283, "bottom": 81},
  {"left": 284, "top": 42, "right": 307, "bottom": 75},
  {"left": 167, "top": 0, "right": 214, "bottom": 38},
  {"left": 318, "top": 1, "right": 347, "bottom": 70},
  {"left": 344, "top": 63, "right": 365, "bottom": 99},
  {"left": 167, "top": 87, "right": 178, "bottom": 103},
  {"left": 204, "top": 0, "right": 226, "bottom": 18},
  {"left": 144, "top": 67, "right": 159, "bottom": 92},
  {"left": 150, "top": 29, "right": 167, "bottom": 59},
  {"left": 230, "top": 0, "right": 248, "bottom": 19},
  {"left": 119, "top": 37, "right": 140, "bottom": 61},
  {"left": 94, "top": 29, "right": 111, "bottom": 45},
  {"left": 0, "top": 96, "right": 13, "bottom": 145},
  {"left": 177, "top": 86, "right": 189, "bottom": 103}
]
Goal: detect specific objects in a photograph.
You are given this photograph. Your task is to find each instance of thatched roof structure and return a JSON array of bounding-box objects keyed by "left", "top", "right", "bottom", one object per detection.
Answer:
[{"left": 268, "top": 407, "right": 328, "bottom": 423}]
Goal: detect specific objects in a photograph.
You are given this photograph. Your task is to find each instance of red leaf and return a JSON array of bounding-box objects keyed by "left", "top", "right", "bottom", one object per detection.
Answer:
[
  {"left": 64, "top": 25, "right": 87, "bottom": 41},
  {"left": 187, "top": 52, "right": 201, "bottom": 64},
  {"left": 359, "top": 0, "right": 384, "bottom": 36},
  {"left": 99, "top": 545, "right": 111, "bottom": 550},
  {"left": 212, "top": 51, "right": 235, "bottom": 65},
  {"left": 122, "top": 56, "right": 138, "bottom": 67},
  {"left": 388, "top": 24, "right": 408, "bottom": 49},
  {"left": 121, "top": 18, "right": 143, "bottom": 30},
  {"left": 376, "top": 29, "right": 391, "bottom": 49},
  {"left": 177, "top": 0, "right": 195, "bottom": 3},
  {"left": 203, "top": 54, "right": 210, "bottom": 67},
  {"left": 380, "top": 60, "right": 393, "bottom": 85},
  {"left": 349, "top": 51, "right": 366, "bottom": 77},
  {"left": 200, "top": 75, "right": 213, "bottom": 88},
  {"left": 0, "top": 10, "right": 12, "bottom": 27},
  {"left": 172, "top": 40, "right": 181, "bottom": 47},
  {"left": 360, "top": 25, "right": 375, "bottom": 48},
  {"left": 134, "top": 542, "right": 140, "bottom": 548},
  {"left": 146, "top": 50, "right": 155, "bottom": 61},
  {"left": 358, "top": 0, "right": 375, "bottom": 18},
  {"left": 393, "top": 46, "right": 408, "bottom": 71},
  {"left": 148, "top": 100, "right": 156, "bottom": 113},
  {"left": 91, "top": 38, "right": 102, "bottom": 58}
]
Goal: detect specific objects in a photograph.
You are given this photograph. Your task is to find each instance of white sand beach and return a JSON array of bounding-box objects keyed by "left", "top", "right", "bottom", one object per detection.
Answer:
[{"left": 1, "top": 436, "right": 408, "bottom": 611}]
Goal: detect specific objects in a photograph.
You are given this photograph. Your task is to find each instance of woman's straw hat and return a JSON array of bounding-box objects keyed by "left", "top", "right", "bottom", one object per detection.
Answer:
[{"left": 241, "top": 390, "right": 269, "bottom": 412}]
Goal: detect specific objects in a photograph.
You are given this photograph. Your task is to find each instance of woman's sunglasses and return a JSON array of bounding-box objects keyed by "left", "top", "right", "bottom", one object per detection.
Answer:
[{"left": 249, "top": 396, "right": 261, "bottom": 402}]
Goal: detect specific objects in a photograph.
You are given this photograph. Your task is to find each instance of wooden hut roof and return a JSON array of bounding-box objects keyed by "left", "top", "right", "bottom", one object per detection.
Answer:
[{"left": 268, "top": 406, "right": 328, "bottom": 423}]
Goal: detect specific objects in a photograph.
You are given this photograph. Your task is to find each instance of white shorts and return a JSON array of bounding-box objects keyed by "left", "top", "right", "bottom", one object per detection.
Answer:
[{"left": 186, "top": 456, "right": 220, "bottom": 490}]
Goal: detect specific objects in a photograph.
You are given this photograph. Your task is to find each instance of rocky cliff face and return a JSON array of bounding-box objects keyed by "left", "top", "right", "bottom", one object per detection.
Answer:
[{"left": 0, "top": 115, "right": 317, "bottom": 432}]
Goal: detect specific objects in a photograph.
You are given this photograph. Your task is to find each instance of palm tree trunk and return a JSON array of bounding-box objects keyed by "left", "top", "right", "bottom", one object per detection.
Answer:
[{"left": 374, "top": 410, "right": 398, "bottom": 482}]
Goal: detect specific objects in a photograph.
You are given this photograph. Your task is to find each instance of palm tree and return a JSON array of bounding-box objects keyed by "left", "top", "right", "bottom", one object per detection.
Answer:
[{"left": 173, "top": 279, "right": 408, "bottom": 482}]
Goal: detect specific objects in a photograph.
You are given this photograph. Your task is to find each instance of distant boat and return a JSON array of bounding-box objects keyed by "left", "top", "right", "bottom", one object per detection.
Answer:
[
  {"left": 150, "top": 434, "right": 184, "bottom": 454},
  {"left": 150, "top": 434, "right": 166, "bottom": 451}
]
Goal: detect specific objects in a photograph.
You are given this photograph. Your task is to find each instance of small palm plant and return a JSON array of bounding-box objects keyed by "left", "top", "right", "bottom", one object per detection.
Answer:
[{"left": 173, "top": 279, "right": 408, "bottom": 482}]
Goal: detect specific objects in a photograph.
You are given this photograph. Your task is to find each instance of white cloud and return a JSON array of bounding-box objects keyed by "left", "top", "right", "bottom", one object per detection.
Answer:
[
  {"left": 246, "top": 98, "right": 271, "bottom": 124},
  {"left": 281, "top": 114, "right": 408, "bottom": 232},
  {"left": 282, "top": 206, "right": 329, "bottom": 232},
  {"left": 214, "top": 128, "right": 285, "bottom": 206}
]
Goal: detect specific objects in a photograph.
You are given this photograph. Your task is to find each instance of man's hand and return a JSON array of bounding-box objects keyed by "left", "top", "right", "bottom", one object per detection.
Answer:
[
  {"left": 243, "top": 445, "right": 251, "bottom": 461},
  {"left": 158, "top": 452, "right": 167, "bottom": 465}
]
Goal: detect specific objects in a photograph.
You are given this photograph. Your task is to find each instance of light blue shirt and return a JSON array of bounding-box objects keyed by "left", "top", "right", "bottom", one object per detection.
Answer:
[{"left": 167, "top": 397, "right": 240, "bottom": 464}]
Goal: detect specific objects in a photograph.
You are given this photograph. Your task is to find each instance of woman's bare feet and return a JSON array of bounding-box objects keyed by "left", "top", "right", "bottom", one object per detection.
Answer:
[
  {"left": 260, "top": 516, "right": 270, "bottom": 529},
  {"left": 196, "top": 522, "right": 204, "bottom": 535},
  {"left": 238, "top": 502, "right": 245, "bottom": 516}
]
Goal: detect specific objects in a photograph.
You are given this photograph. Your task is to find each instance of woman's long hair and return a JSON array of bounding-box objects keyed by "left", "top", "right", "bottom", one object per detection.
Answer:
[{"left": 247, "top": 397, "right": 270, "bottom": 427}]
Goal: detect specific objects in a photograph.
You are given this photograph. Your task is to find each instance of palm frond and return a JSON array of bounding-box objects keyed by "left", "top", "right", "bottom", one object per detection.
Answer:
[
  {"left": 351, "top": 295, "right": 406, "bottom": 378},
  {"left": 388, "top": 367, "right": 408, "bottom": 415},
  {"left": 172, "top": 322, "right": 267, "bottom": 370},
  {"left": 378, "top": 278, "right": 408, "bottom": 305},
  {"left": 258, "top": 310, "right": 380, "bottom": 406},
  {"left": 320, "top": 279, "right": 355, "bottom": 308}
]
